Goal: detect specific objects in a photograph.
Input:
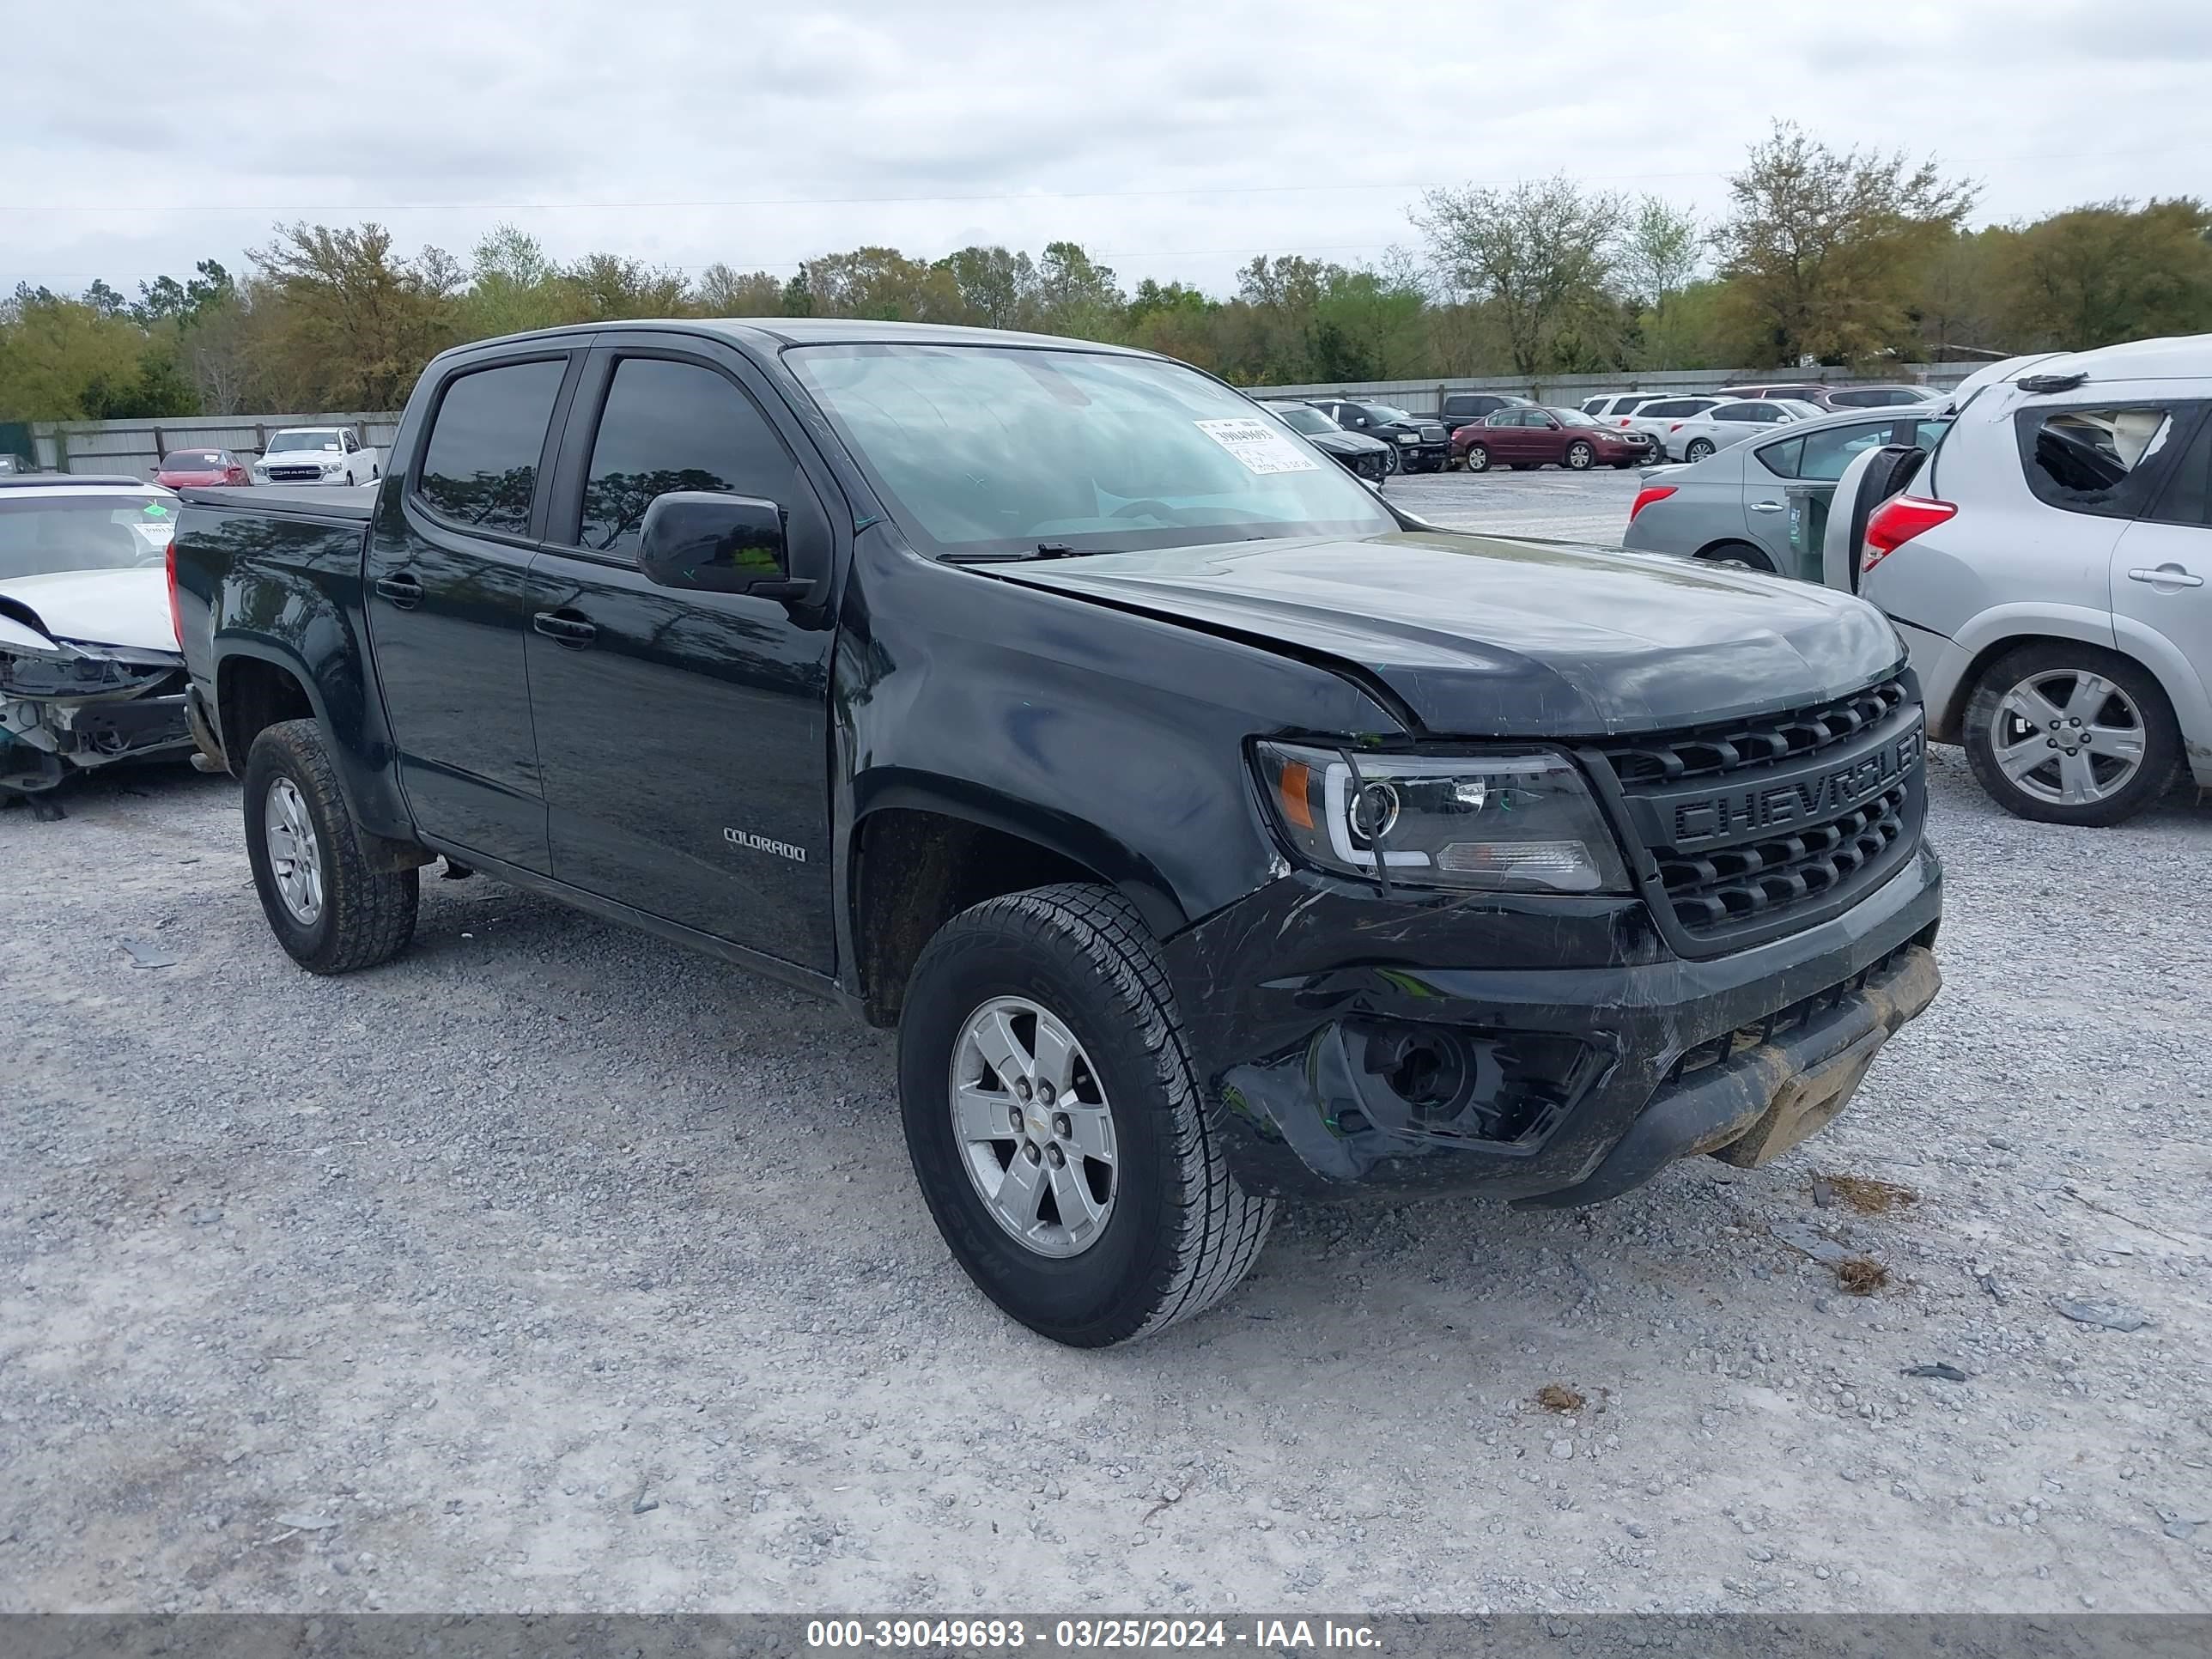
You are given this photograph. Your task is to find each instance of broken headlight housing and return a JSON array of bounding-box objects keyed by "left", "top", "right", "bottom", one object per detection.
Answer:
[{"left": 1253, "top": 742, "right": 1632, "bottom": 896}]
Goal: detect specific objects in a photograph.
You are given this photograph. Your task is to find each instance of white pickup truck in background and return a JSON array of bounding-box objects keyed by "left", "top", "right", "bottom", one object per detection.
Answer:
[{"left": 250, "top": 427, "right": 380, "bottom": 487}]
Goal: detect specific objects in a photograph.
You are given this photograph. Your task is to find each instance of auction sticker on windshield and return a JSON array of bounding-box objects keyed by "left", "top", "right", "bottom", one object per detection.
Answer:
[{"left": 1194, "top": 417, "right": 1322, "bottom": 476}]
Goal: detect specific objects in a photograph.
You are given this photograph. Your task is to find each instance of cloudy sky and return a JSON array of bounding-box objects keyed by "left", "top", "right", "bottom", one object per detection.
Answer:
[{"left": 7, "top": 0, "right": 2209, "bottom": 302}]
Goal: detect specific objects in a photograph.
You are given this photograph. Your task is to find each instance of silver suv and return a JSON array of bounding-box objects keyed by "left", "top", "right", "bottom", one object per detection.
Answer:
[{"left": 1854, "top": 337, "right": 2211, "bottom": 825}]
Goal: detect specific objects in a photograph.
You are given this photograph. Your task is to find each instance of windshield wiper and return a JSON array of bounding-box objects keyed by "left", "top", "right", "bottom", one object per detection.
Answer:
[{"left": 941, "top": 542, "right": 1095, "bottom": 565}]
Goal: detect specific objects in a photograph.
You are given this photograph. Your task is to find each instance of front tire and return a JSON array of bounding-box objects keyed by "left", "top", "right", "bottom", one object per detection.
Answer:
[
  {"left": 898, "top": 884, "right": 1273, "bottom": 1347},
  {"left": 1565, "top": 441, "right": 1594, "bottom": 470},
  {"left": 1963, "top": 644, "right": 2179, "bottom": 826},
  {"left": 243, "top": 720, "right": 419, "bottom": 974}
]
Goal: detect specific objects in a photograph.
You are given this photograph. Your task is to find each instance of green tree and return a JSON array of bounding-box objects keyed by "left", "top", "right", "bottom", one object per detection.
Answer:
[
  {"left": 252, "top": 222, "right": 460, "bottom": 408},
  {"left": 937, "top": 246, "right": 1037, "bottom": 328},
  {"left": 1713, "top": 123, "right": 1976, "bottom": 366},
  {"left": 1033, "top": 241, "right": 1123, "bottom": 337},
  {"left": 1413, "top": 177, "right": 1626, "bottom": 380},
  {"left": 695, "top": 262, "right": 785, "bottom": 316},
  {"left": 1997, "top": 198, "right": 2212, "bottom": 351},
  {"left": 795, "top": 246, "right": 964, "bottom": 321}
]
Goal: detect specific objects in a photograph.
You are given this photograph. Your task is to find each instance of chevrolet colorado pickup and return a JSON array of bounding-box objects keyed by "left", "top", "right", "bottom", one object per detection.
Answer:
[{"left": 170, "top": 320, "right": 1943, "bottom": 1347}]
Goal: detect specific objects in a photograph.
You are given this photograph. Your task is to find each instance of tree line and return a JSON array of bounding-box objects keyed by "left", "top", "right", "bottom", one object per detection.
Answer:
[{"left": 4, "top": 124, "right": 2209, "bottom": 424}]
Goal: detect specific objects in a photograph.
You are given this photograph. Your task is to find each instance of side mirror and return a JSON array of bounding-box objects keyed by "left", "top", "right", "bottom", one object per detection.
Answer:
[{"left": 637, "top": 491, "right": 806, "bottom": 599}]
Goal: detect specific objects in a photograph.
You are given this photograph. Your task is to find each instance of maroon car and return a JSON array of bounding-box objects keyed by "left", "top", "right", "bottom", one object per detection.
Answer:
[
  {"left": 153, "top": 447, "right": 251, "bottom": 489},
  {"left": 1453, "top": 407, "right": 1655, "bottom": 472}
]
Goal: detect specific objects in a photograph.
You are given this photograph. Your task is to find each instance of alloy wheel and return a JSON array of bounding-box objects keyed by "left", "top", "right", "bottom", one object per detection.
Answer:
[
  {"left": 264, "top": 775, "right": 324, "bottom": 925},
  {"left": 1987, "top": 668, "right": 2148, "bottom": 807},
  {"left": 950, "top": 996, "right": 1118, "bottom": 1258}
]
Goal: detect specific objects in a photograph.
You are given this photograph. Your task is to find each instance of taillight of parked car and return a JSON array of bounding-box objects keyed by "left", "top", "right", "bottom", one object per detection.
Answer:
[
  {"left": 1861, "top": 495, "right": 1957, "bottom": 574},
  {"left": 165, "top": 538, "right": 184, "bottom": 646},
  {"left": 1628, "top": 485, "right": 1677, "bottom": 522}
]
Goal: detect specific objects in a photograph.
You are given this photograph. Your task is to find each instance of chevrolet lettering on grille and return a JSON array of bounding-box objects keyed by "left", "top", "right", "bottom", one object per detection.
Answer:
[{"left": 1661, "top": 725, "right": 1921, "bottom": 849}]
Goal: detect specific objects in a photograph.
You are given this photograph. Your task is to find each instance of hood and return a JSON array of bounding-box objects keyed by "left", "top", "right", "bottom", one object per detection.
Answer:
[
  {"left": 0, "top": 568, "right": 180, "bottom": 654},
  {"left": 1307, "top": 429, "right": 1390, "bottom": 457},
  {"left": 996, "top": 532, "right": 1902, "bottom": 737}
]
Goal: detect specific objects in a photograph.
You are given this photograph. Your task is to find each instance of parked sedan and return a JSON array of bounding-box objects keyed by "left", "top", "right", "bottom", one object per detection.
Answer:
[
  {"left": 1656, "top": 398, "right": 1823, "bottom": 463},
  {"left": 0, "top": 478, "right": 193, "bottom": 806},
  {"left": 1622, "top": 406, "right": 1954, "bottom": 575},
  {"left": 1621, "top": 396, "right": 1723, "bottom": 459},
  {"left": 1721, "top": 382, "right": 1944, "bottom": 411},
  {"left": 153, "top": 447, "right": 251, "bottom": 489},
  {"left": 1454, "top": 406, "right": 1656, "bottom": 472},
  {"left": 1262, "top": 401, "right": 1395, "bottom": 483}
]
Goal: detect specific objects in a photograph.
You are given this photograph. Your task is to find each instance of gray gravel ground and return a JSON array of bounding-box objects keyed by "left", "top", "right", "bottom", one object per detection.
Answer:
[{"left": 3, "top": 477, "right": 2208, "bottom": 1614}]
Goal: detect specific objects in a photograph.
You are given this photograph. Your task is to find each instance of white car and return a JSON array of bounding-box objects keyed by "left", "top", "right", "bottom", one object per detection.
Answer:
[
  {"left": 1656, "top": 398, "right": 1824, "bottom": 464},
  {"left": 0, "top": 477, "right": 194, "bottom": 806},
  {"left": 252, "top": 426, "right": 380, "bottom": 487},
  {"left": 1580, "top": 391, "right": 1696, "bottom": 422},
  {"left": 1620, "top": 396, "right": 1723, "bottom": 460},
  {"left": 1841, "top": 333, "right": 2212, "bottom": 826}
]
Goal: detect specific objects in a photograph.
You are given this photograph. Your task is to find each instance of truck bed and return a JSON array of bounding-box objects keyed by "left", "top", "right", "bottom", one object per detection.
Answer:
[{"left": 178, "top": 483, "right": 379, "bottom": 521}]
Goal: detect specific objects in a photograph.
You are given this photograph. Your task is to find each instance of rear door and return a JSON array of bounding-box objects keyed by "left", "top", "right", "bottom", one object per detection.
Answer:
[
  {"left": 366, "top": 350, "right": 580, "bottom": 872},
  {"left": 524, "top": 341, "right": 842, "bottom": 969},
  {"left": 2111, "top": 404, "right": 2212, "bottom": 714}
]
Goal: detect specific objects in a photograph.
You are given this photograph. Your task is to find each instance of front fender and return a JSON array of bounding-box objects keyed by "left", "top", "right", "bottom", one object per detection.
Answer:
[{"left": 850, "top": 769, "right": 1186, "bottom": 938}]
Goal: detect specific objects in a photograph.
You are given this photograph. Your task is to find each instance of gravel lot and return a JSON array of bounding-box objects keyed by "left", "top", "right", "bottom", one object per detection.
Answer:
[{"left": 3, "top": 476, "right": 2208, "bottom": 1615}]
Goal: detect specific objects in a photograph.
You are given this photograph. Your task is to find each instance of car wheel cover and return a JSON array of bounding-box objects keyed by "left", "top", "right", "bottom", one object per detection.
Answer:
[
  {"left": 1566, "top": 443, "right": 1591, "bottom": 469},
  {"left": 950, "top": 996, "right": 1118, "bottom": 1259},
  {"left": 1687, "top": 440, "right": 1714, "bottom": 459},
  {"left": 1465, "top": 447, "right": 1488, "bottom": 471},
  {"left": 264, "top": 775, "right": 324, "bottom": 925},
  {"left": 1988, "top": 669, "right": 2148, "bottom": 806}
]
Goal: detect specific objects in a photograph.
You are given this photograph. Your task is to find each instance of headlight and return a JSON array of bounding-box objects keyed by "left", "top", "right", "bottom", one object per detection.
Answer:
[
  {"left": 1395, "top": 432, "right": 1419, "bottom": 443},
  {"left": 1253, "top": 742, "right": 1632, "bottom": 895}
]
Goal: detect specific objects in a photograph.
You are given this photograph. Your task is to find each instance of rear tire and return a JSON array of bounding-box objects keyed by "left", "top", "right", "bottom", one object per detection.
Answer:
[
  {"left": 1963, "top": 643, "right": 2179, "bottom": 827},
  {"left": 243, "top": 720, "right": 418, "bottom": 974},
  {"left": 1686, "top": 438, "right": 1717, "bottom": 461},
  {"left": 1462, "top": 444, "right": 1491, "bottom": 473},
  {"left": 898, "top": 884, "right": 1273, "bottom": 1347}
]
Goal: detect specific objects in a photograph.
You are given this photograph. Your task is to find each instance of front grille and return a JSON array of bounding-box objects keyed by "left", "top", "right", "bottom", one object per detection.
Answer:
[
  {"left": 267, "top": 465, "right": 323, "bottom": 482},
  {"left": 1655, "top": 782, "right": 1908, "bottom": 933},
  {"left": 1604, "top": 678, "right": 1908, "bottom": 786},
  {"left": 1418, "top": 424, "right": 1445, "bottom": 442},
  {"left": 1595, "top": 677, "right": 1923, "bottom": 946}
]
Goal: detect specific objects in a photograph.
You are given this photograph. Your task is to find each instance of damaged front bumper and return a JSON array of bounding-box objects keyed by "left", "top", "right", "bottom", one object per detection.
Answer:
[
  {"left": 0, "top": 639, "right": 192, "bottom": 792},
  {"left": 1162, "top": 842, "right": 1942, "bottom": 1206}
]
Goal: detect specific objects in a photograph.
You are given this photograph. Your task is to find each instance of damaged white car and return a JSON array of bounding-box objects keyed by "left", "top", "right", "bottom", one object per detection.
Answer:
[{"left": 0, "top": 477, "right": 195, "bottom": 805}]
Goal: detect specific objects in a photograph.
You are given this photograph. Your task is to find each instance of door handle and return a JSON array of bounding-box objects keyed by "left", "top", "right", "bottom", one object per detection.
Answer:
[
  {"left": 374, "top": 572, "right": 422, "bottom": 609},
  {"left": 532, "top": 610, "right": 598, "bottom": 646},
  {"left": 2127, "top": 565, "right": 2203, "bottom": 588},
  {"left": 1750, "top": 501, "right": 1784, "bottom": 513}
]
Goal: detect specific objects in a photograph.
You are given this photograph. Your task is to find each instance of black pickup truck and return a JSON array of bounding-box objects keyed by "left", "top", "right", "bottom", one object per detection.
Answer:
[{"left": 170, "top": 319, "right": 1942, "bottom": 1347}]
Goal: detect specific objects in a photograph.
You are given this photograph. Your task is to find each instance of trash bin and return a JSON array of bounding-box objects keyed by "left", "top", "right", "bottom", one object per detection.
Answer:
[{"left": 1784, "top": 482, "right": 1839, "bottom": 584}]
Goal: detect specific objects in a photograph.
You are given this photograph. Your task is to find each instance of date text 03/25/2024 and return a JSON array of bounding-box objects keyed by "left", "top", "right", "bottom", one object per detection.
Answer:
[{"left": 804, "top": 1618, "right": 1382, "bottom": 1651}]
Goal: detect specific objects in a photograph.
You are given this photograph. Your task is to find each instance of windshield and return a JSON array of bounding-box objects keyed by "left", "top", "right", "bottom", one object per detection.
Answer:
[
  {"left": 1273, "top": 406, "right": 1339, "bottom": 436},
  {"left": 267, "top": 431, "right": 341, "bottom": 453},
  {"left": 1554, "top": 409, "right": 1601, "bottom": 427},
  {"left": 1359, "top": 404, "right": 1414, "bottom": 424},
  {"left": 0, "top": 494, "right": 176, "bottom": 580},
  {"left": 787, "top": 344, "right": 1396, "bottom": 557},
  {"left": 162, "top": 450, "right": 225, "bottom": 469}
]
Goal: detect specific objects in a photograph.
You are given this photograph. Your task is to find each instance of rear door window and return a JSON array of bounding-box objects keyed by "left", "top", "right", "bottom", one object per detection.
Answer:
[
  {"left": 416, "top": 358, "right": 568, "bottom": 535},
  {"left": 2016, "top": 404, "right": 2177, "bottom": 519},
  {"left": 2144, "top": 408, "right": 2211, "bottom": 528},
  {"left": 1795, "top": 422, "right": 1894, "bottom": 480},
  {"left": 574, "top": 356, "right": 813, "bottom": 557}
]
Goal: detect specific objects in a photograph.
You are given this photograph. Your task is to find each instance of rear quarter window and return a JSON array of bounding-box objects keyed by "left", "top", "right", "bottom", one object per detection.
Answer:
[
  {"left": 416, "top": 357, "right": 568, "bottom": 535},
  {"left": 2015, "top": 404, "right": 2177, "bottom": 519}
]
